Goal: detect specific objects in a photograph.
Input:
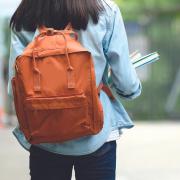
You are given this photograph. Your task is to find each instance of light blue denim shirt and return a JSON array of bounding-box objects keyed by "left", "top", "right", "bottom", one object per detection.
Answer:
[{"left": 8, "top": 0, "right": 142, "bottom": 155}]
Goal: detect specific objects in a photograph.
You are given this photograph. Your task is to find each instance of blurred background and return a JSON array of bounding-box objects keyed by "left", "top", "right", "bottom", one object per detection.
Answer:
[{"left": 0, "top": 0, "right": 180, "bottom": 180}]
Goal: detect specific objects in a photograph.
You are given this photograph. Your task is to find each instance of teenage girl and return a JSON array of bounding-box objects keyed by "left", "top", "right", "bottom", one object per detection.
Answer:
[{"left": 8, "top": 0, "right": 142, "bottom": 179}]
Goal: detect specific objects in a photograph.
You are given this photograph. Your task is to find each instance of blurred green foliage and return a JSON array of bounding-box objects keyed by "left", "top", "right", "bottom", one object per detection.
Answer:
[
  {"left": 115, "top": 0, "right": 180, "bottom": 119},
  {"left": 115, "top": 0, "right": 180, "bottom": 21}
]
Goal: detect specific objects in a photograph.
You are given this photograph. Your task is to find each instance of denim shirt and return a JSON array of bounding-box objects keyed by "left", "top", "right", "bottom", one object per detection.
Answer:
[{"left": 8, "top": 0, "right": 142, "bottom": 155}]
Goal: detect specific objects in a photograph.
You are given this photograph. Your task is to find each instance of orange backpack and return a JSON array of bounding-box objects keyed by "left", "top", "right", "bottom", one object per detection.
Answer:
[{"left": 11, "top": 25, "right": 105, "bottom": 144}]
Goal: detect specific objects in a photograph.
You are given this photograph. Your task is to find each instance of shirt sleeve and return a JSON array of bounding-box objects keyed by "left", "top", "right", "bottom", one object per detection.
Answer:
[
  {"left": 103, "top": 5, "right": 142, "bottom": 100},
  {"left": 7, "top": 29, "right": 28, "bottom": 97}
]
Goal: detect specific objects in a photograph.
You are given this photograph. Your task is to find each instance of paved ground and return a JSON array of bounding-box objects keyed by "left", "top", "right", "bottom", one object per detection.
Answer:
[{"left": 0, "top": 121, "right": 180, "bottom": 180}]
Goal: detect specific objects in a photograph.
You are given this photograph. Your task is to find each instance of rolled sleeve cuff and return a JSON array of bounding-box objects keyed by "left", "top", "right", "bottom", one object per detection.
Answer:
[{"left": 115, "top": 83, "right": 142, "bottom": 100}]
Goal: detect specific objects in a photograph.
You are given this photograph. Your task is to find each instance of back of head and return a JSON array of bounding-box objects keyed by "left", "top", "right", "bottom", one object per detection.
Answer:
[{"left": 10, "top": 0, "right": 105, "bottom": 32}]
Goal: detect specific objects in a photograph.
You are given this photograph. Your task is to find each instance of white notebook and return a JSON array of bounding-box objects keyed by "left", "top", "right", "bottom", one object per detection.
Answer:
[{"left": 131, "top": 51, "right": 160, "bottom": 68}]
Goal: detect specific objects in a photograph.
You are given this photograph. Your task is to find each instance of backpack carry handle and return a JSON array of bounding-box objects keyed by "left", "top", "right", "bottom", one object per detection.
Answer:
[
  {"left": 38, "top": 23, "right": 78, "bottom": 41},
  {"left": 64, "top": 23, "right": 73, "bottom": 30}
]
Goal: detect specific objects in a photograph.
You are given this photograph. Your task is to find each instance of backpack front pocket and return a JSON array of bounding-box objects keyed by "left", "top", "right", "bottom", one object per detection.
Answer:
[{"left": 24, "top": 94, "right": 92, "bottom": 144}]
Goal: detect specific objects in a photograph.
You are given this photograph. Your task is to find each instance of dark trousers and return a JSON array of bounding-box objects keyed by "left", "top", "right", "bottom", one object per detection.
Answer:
[{"left": 29, "top": 141, "right": 116, "bottom": 180}]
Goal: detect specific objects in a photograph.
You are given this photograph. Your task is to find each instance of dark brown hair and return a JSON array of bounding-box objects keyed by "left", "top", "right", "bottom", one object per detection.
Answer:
[{"left": 10, "top": 0, "right": 104, "bottom": 32}]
